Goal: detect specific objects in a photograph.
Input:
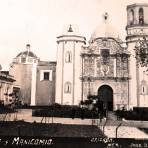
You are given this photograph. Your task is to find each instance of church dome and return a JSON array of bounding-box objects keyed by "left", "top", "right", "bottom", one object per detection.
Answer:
[
  {"left": 16, "top": 51, "right": 38, "bottom": 58},
  {"left": 16, "top": 44, "right": 38, "bottom": 58},
  {"left": 90, "top": 13, "right": 119, "bottom": 42},
  {"left": 13, "top": 44, "right": 39, "bottom": 64}
]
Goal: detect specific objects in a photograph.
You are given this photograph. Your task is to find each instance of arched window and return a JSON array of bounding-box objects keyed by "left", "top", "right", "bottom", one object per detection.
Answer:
[
  {"left": 140, "top": 80, "right": 147, "bottom": 95},
  {"left": 65, "top": 51, "right": 72, "bottom": 63},
  {"left": 64, "top": 82, "right": 71, "bottom": 93},
  {"left": 101, "top": 49, "right": 110, "bottom": 64},
  {"left": 129, "top": 9, "right": 134, "bottom": 25},
  {"left": 139, "top": 8, "right": 144, "bottom": 25}
]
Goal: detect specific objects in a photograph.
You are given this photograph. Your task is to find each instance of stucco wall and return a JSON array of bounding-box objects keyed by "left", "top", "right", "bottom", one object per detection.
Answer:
[
  {"left": 9, "top": 64, "right": 32, "bottom": 104},
  {"left": 35, "top": 62, "right": 56, "bottom": 105}
]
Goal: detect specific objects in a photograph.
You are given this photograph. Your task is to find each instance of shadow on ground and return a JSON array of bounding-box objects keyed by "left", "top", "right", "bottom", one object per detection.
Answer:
[{"left": 0, "top": 121, "right": 105, "bottom": 137}]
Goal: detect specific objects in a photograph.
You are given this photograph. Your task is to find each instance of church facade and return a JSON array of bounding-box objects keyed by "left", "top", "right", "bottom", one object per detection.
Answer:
[{"left": 56, "top": 3, "right": 148, "bottom": 110}]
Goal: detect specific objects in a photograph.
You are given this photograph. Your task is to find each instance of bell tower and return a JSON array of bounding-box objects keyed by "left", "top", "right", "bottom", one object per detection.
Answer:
[
  {"left": 56, "top": 25, "right": 86, "bottom": 105},
  {"left": 126, "top": 3, "right": 148, "bottom": 42},
  {"left": 126, "top": 3, "right": 148, "bottom": 108}
]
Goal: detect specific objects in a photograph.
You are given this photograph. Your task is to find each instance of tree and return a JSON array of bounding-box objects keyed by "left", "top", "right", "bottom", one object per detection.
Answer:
[
  {"left": 135, "top": 36, "right": 148, "bottom": 74},
  {"left": 80, "top": 95, "right": 104, "bottom": 118}
]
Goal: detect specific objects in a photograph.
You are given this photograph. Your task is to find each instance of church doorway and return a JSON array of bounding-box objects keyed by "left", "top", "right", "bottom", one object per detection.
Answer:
[{"left": 98, "top": 85, "right": 113, "bottom": 111}]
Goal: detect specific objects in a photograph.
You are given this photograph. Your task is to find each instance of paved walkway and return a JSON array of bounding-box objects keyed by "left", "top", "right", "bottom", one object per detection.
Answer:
[
  {"left": 102, "top": 126, "right": 148, "bottom": 138},
  {"left": 1, "top": 109, "right": 148, "bottom": 138},
  {"left": 98, "top": 112, "right": 148, "bottom": 138}
]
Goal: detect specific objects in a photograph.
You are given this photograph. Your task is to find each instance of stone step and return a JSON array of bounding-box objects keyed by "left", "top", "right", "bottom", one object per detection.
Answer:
[{"left": 107, "top": 111, "right": 117, "bottom": 120}]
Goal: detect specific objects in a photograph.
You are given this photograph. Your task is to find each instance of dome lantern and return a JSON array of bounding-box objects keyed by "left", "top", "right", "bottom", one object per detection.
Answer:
[{"left": 26, "top": 44, "right": 31, "bottom": 52}]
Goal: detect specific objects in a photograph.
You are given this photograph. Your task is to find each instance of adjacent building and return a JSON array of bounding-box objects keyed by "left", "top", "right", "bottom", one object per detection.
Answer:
[
  {"left": 9, "top": 44, "right": 56, "bottom": 106},
  {"left": 31, "top": 60, "right": 56, "bottom": 105},
  {"left": 0, "top": 70, "right": 16, "bottom": 105}
]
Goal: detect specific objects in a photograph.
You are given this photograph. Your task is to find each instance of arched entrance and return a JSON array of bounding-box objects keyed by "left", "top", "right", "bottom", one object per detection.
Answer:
[{"left": 98, "top": 85, "right": 113, "bottom": 111}]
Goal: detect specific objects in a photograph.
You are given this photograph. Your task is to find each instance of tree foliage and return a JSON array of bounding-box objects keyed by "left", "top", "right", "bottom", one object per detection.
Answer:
[{"left": 135, "top": 37, "right": 148, "bottom": 68}]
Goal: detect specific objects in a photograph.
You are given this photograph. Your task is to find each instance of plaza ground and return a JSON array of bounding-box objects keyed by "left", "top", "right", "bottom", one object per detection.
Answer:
[{"left": 1, "top": 109, "right": 148, "bottom": 138}]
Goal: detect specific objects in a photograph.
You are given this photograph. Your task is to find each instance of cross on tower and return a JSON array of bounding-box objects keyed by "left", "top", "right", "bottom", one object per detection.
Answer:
[{"left": 103, "top": 12, "right": 109, "bottom": 23}]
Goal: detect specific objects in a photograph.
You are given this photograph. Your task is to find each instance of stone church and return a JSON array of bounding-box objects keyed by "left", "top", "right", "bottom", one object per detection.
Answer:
[{"left": 56, "top": 3, "right": 148, "bottom": 110}]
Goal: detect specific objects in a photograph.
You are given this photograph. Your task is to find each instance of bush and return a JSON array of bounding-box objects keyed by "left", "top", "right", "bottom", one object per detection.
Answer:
[
  {"left": 0, "top": 106, "right": 15, "bottom": 114},
  {"left": 115, "top": 108, "right": 148, "bottom": 121},
  {"left": 32, "top": 105, "right": 100, "bottom": 119}
]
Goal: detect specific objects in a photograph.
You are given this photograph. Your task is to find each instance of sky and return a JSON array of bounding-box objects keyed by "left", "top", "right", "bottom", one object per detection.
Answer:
[{"left": 0, "top": 0, "right": 147, "bottom": 70}]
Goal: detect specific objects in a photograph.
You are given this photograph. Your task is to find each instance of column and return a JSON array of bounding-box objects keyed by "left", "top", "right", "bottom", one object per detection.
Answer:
[
  {"left": 114, "top": 58, "right": 116, "bottom": 77},
  {"left": 31, "top": 64, "right": 37, "bottom": 106}
]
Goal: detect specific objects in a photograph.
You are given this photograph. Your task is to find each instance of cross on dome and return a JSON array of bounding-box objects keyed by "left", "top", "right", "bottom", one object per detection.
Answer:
[{"left": 103, "top": 12, "right": 109, "bottom": 23}]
